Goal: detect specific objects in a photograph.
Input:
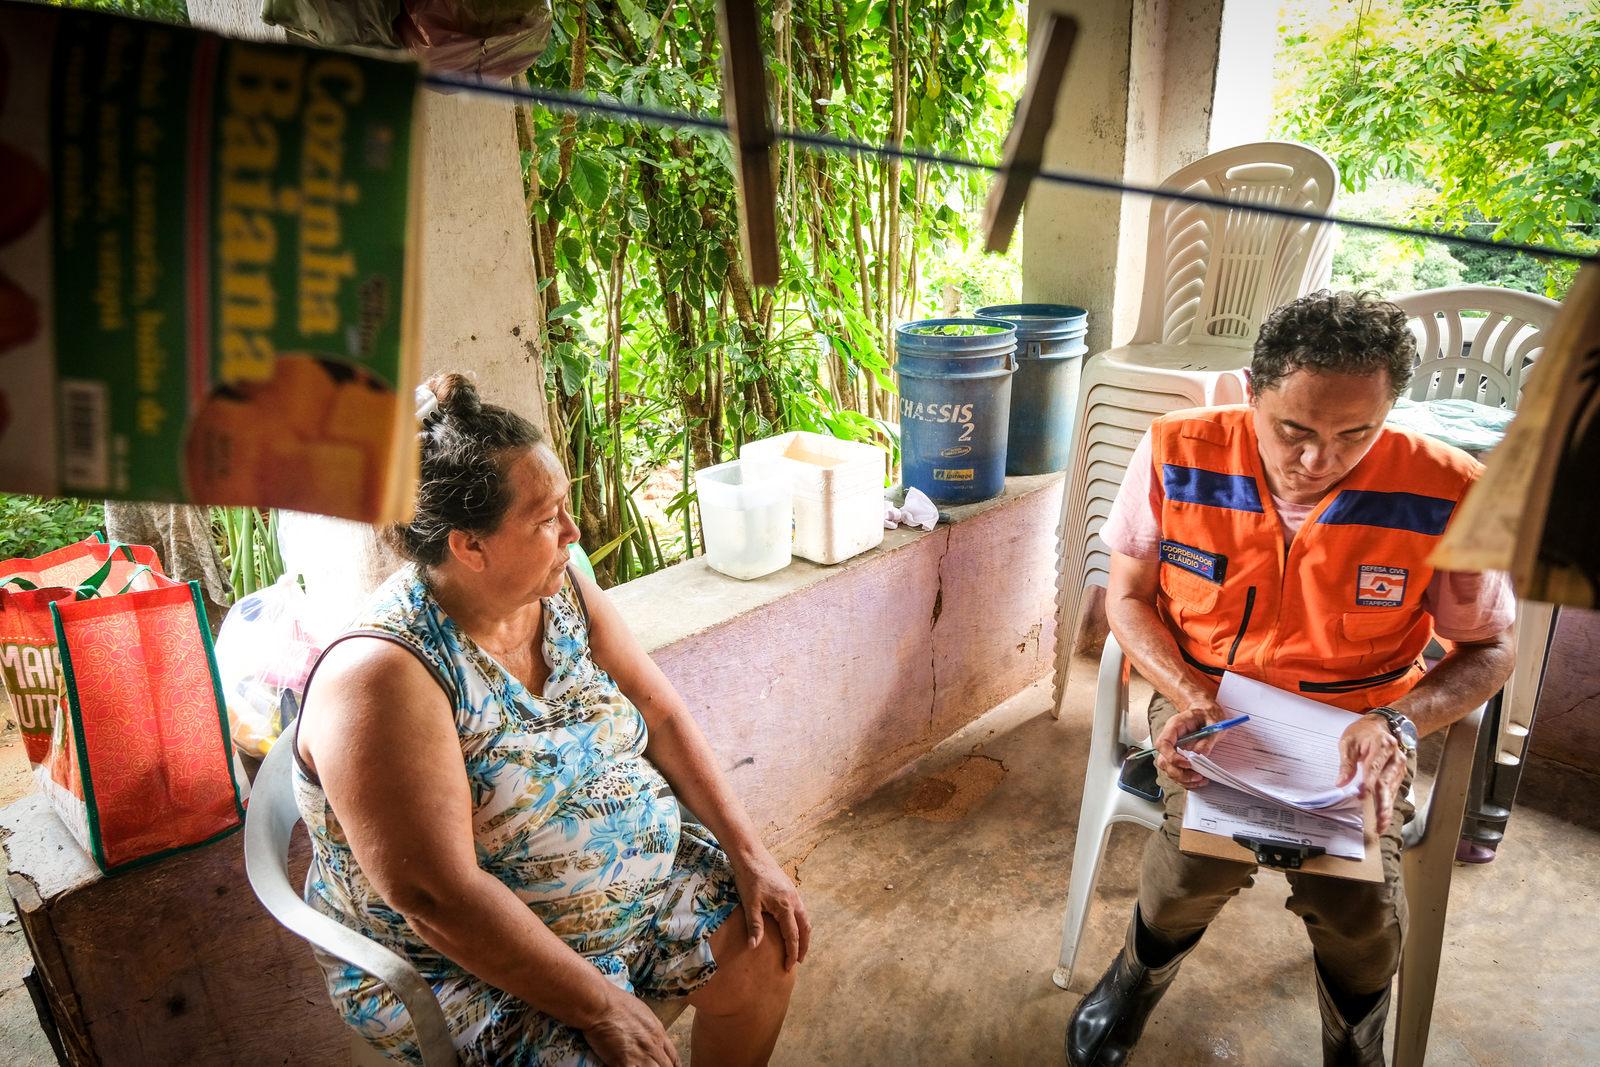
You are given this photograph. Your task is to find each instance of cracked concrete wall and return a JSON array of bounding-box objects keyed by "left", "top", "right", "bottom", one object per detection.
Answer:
[
  {"left": 633, "top": 481, "right": 1062, "bottom": 853},
  {"left": 1022, "top": 0, "right": 1224, "bottom": 353}
]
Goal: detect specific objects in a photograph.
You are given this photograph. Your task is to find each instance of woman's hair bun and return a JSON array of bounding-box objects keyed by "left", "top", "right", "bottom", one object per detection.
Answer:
[
  {"left": 425, "top": 372, "right": 483, "bottom": 421},
  {"left": 392, "top": 372, "right": 546, "bottom": 567}
]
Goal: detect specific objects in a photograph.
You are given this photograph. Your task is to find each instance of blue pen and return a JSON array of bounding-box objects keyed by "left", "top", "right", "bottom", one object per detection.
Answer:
[{"left": 1125, "top": 714, "right": 1250, "bottom": 761}]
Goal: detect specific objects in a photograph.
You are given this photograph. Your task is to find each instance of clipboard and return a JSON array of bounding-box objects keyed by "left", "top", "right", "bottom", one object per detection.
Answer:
[{"left": 1178, "top": 791, "right": 1383, "bottom": 883}]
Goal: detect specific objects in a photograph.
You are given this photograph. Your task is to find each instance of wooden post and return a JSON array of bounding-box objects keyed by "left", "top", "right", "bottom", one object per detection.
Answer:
[
  {"left": 981, "top": 13, "right": 1079, "bottom": 255},
  {"left": 716, "top": 0, "right": 780, "bottom": 287}
]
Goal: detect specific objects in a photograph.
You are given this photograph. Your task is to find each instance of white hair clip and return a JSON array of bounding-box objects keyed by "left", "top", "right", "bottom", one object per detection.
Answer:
[{"left": 414, "top": 383, "right": 440, "bottom": 422}]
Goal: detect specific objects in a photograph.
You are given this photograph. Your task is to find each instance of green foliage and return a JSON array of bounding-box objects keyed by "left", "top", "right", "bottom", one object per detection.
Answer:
[
  {"left": 903, "top": 322, "right": 1010, "bottom": 336},
  {"left": 1325, "top": 184, "right": 1464, "bottom": 294},
  {"left": 1453, "top": 237, "right": 1550, "bottom": 294},
  {"left": 1277, "top": 0, "right": 1598, "bottom": 296},
  {"left": 922, "top": 240, "right": 1023, "bottom": 316},
  {"left": 0, "top": 495, "right": 105, "bottom": 562},
  {"left": 49, "top": 0, "right": 188, "bottom": 23},
  {"left": 523, "top": 0, "right": 1025, "bottom": 584},
  {"left": 213, "top": 508, "right": 284, "bottom": 601}
]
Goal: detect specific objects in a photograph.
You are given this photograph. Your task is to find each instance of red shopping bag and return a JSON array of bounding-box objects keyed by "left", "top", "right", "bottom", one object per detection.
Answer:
[
  {"left": 50, "top": 577, "right": 246, "bottom": 873},
  {"left": 0, "top": 535, "right": 163, "bottom": 594},
  {"left": 0, "top": 584, "right": 81, "bottom": 794},
  {"left": 0, "top": 543, "right": 160, "bottom": 799},
  {"left": 1, "top": 538, "right": 165, "bottom": 781},
  {"left": 1, "top": 538, "right": 243, "bottom": 873}
]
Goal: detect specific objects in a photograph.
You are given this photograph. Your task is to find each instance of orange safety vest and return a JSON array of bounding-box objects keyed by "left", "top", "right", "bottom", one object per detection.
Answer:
[{"left": 1148, "top": 406, "right": 1480, "bottom": 712}]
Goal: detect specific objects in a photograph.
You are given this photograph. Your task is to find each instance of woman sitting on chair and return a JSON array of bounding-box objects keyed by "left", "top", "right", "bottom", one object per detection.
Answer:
[{"left": 295, "top": 374, "right": 807, "bottom": 1067}]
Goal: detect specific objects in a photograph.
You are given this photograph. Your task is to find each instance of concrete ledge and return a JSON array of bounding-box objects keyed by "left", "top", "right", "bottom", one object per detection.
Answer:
[{"left": 611, "top": 473, "right": 1065, "bottom": 852}]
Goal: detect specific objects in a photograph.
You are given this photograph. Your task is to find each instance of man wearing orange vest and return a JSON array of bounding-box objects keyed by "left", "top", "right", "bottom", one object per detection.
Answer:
[{"left": 1066, "top": 290, "right": 1516, "bottom": 1067}]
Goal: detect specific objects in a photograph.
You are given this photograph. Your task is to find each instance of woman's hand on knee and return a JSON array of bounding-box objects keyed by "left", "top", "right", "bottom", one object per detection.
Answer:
[
  {"left": 732, "top": 850, "right": 811, "bottom": 972},
  {"left": 582, "top": 991, "right": 681, "bottom": 1067}
]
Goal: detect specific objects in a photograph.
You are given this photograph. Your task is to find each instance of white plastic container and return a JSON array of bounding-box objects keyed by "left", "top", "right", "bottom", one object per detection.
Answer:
[
  {"left": 740, "top": 431, "right": 887, "bottom": 565},
  {"left": 694, "top": 458, "right": 793, "bottom": 580}
]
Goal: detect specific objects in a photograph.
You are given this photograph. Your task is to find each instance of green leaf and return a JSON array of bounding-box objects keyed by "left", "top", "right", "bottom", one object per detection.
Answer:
[{"left": 571, "top": 154, "right": 610, "bottom": 210}]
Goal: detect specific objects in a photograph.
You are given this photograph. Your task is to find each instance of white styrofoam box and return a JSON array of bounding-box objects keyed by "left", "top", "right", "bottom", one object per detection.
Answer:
[{"left": 740, "top": 431, "right": 887, "bottom": 565}]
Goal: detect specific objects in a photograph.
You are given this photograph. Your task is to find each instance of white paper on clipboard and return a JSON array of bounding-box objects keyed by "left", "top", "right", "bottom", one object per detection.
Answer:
[
  {"left": 1179, "top": 672, "right": 1368, "bottom": 860},
  {"left": 1183, "top": 781, "right": 1366, "bottom": 859}
]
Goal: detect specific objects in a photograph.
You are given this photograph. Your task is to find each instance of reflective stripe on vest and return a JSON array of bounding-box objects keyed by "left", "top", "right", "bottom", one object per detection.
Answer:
[{"left": 1149, "top": 406, "right": 1480, "bottom": 712}]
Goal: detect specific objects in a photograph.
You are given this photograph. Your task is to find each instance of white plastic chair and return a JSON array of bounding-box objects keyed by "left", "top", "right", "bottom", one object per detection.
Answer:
[
  {"left": 244, "top": 739, "right": 460, "bottom": 1066},
  {"left": 1391, "top": 285, "right": 1561, "bottom": 778},
  {"left": 1126, "top": 142, "right": 1338, "bottom": 354},
  {"left": 1051, "top": 143, "right": 1338, "bottom": 714},
  {"left": 1053, "top": 636, "right": 1483, "bottom": 1067},
  {"left": 243, "top": 738, "right": 690, "bottom": 1065},
  {"left": 1393, "top": 284, "right": 1559, "bottom": 409}
]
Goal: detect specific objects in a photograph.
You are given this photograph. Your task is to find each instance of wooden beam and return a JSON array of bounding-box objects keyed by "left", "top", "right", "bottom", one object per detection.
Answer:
[
  {"left": 981, "top": 13, "right": 1079, "bottom": 254},
  {"left": 716, "top": 0, "right": 780, "bottom": 286}
]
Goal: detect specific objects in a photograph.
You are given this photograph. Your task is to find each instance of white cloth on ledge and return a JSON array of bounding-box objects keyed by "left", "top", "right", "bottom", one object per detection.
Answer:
[{"left": 884, "top": 487, "right": 938, "bottom": 531}]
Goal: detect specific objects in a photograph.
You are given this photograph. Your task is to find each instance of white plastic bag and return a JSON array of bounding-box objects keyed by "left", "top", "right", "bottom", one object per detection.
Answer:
[
  {"left": 214, "top": 575, "right": 333, "bottom": 756},
  {"left": 276, "top": 510, "right": 403, "bottom": 636}
]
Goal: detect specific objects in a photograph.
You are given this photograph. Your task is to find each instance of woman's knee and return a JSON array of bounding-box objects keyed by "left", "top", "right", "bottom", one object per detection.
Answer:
[{"left": 695, "top": 912, "right": 795, "bottom": 1016}]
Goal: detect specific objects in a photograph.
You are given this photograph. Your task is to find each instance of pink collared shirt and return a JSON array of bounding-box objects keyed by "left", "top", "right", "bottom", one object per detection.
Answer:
[{"left": 1100, "top": 431, "right": 1515, "bottom": 642}]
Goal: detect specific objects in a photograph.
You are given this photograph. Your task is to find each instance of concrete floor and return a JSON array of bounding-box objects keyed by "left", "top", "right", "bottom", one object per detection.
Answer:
[
  {"left": 3, "top": 669, "right": 1598, "bottom": 1066},
  {"left": 756, "top": 669, "right": 1600, "bottom": 1067},
  {"left": 0, "top": 729, "right": 54, "bottom": 1066}
]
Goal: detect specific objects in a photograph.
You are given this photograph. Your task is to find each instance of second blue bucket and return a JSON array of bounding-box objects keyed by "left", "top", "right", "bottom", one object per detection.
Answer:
[
  {"left": 894, "top": 318, "right": 1017, "bottom": 505},
  {"left": 977, "top": 303, "right": 1088, "bottom": 475}
]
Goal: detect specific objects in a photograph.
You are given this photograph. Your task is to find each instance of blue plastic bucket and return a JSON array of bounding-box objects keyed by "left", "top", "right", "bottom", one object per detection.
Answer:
[
  {"left": 976, "top": 303, "right": 1088, "bottom": 475},
  {"left": 894, "top": 318, "right": 1017, "bottom": 505}
]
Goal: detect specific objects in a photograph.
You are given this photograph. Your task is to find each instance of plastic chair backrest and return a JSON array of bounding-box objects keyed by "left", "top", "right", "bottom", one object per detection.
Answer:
[
  {"left": 1392, "top": 285, "right": 1560, "bottom": 410},
  {"left": 243, "top": 739, "right": 460, "bottom": 1066},
  {"left": 568, "top": 543, "right": 597, "bottom": 583},
  {"left": 1131, "top": 142, "right": 1339, "bottom": 349}
]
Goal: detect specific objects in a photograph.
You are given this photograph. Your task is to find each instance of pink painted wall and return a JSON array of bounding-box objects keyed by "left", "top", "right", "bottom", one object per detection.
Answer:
[
  {"left": 644, "top": 482, "right": 1061, "bottom": 852},
  {"left": 1531, "top": 606, "right": 1600, "bottom": 776}
]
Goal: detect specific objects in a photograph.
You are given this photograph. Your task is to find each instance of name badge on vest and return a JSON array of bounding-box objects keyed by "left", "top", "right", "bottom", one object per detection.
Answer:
[
  {"left": 1159, "top": 540, "right": 1227, "bottom": 584},
  {"left": 1357, "top": 565, "right": 1408, "bottom": 607}
]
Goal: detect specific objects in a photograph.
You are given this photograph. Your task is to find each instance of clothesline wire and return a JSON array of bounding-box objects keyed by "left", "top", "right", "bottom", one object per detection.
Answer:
[{"left": 434, "top": 75, "right": 1598, "bottom": 268}]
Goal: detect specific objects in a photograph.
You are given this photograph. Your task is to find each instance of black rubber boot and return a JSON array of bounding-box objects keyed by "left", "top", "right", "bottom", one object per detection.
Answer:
[
  {"left": 1065, "top": 908, "right": 1202, "bottom": 1067},
  {"left": 1315, "top": 956, "right": 1390, "bottom": 1067}
]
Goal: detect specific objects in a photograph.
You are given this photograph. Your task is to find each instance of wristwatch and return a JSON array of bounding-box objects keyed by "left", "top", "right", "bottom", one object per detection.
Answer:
[{"left": 1367, "top": 706, "right": 1419, "bottom": 755}]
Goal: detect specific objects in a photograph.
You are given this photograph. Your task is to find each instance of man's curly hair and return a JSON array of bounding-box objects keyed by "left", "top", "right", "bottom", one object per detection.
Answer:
[{"left": 1250, "top": 290, "right": 1415, "bottom": 401}]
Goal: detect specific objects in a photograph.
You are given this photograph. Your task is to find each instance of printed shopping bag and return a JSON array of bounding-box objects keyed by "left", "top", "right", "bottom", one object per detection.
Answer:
[
  {"left": 0, "top": 535, "right": 164, "bottom": 597},
  {"left": 0, "top": 584, "right": 82, "bottom": 806},
  {"left": 50, "top": 578, "right": 246, "bottom": 873},
  {"left": 0, "top": 539, "right": 164, "bottom": 811},
  {"left": 1, "top": 540, "right": 244, "bottom": 873}
]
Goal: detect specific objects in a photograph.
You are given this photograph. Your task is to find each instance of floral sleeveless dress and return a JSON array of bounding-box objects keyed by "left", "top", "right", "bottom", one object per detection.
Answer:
[{"left": 292, "top": 566, "right": 738, "bottom": 1066}]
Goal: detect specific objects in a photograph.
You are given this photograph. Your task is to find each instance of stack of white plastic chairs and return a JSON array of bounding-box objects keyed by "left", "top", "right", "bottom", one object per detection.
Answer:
[{"left": 1052, "top": 143, "right": 1340, "bottom": 713}]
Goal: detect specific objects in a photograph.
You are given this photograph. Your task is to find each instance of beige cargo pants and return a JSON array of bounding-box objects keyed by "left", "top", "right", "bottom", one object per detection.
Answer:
[{"left": 1137, "top": 693, "right": 1415, "bottom": 996}]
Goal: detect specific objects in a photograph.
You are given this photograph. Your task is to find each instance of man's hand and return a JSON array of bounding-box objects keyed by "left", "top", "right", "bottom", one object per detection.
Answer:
[
  {"left": 1153, "top": 695, "right": 1230, "bottom": 789},
  {"left": 1337, "top": 714, "right": 1407, "bottom": 834}
]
